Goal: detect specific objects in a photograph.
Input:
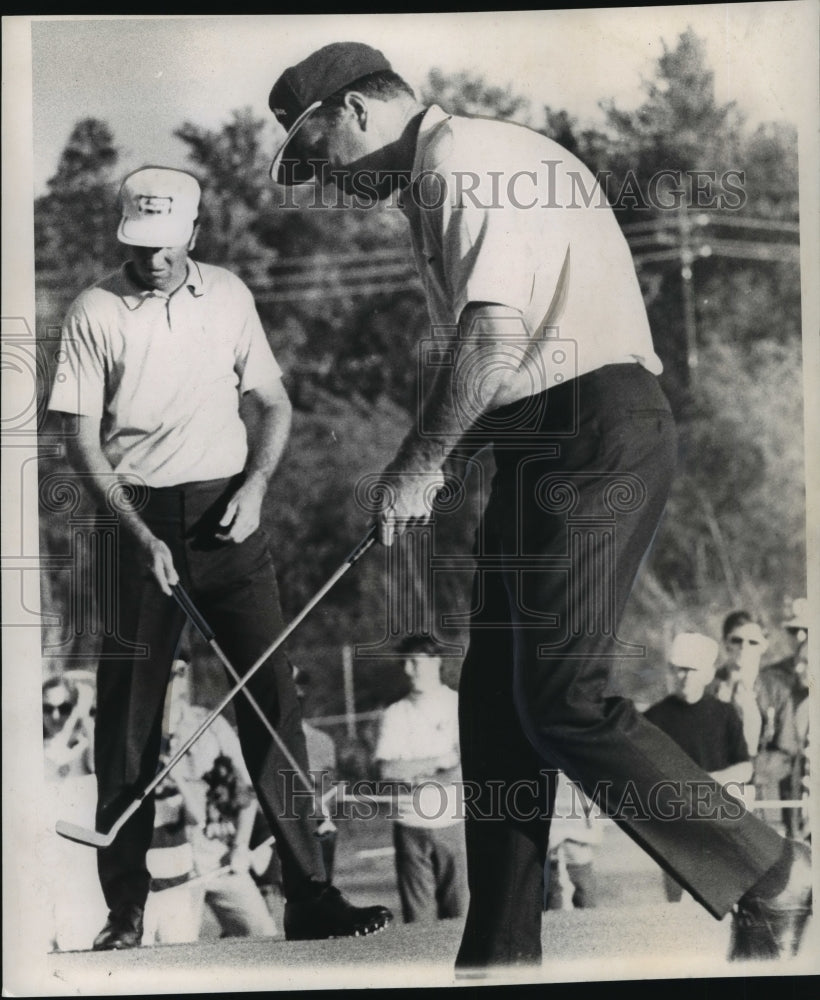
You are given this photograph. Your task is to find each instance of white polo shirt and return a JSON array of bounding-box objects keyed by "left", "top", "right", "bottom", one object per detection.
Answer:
[
  {"left": 49, "top": 260, "right": 282, "bottom": 487},
  {"left": 399, "top": 106, "right": 662, "bottom": 403},
  {"left": 374, "top": 685, "right": 462, "bottom": 829}
]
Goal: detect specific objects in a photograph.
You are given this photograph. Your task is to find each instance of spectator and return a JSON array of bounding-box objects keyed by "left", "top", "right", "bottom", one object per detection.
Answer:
[
  {"left": 43, "top": 672, "right": 107, "bottom": 951},
  {"left": 167, "top": 660, "right": 277, "bottom": 939},
  {"left": 645, "top": 633, "right": 752, "bottom": 902},
  {"left": 373, "top": 637, "right": 468, "bottom": 924},
  {"left": 544, "top": 772, "right": 601, "bottom": 911},
  {"left": 789, "top": 642, "right": 811, "bottom": 841},
  {"left": 713, "top": 611, "right": 799, "bottom": 837},
  {"left": 765, "top": 597, "right": 810, "bottom": 709},
  {"left": 142, "top": 741, "right": 200, "bottom": 946},
  {"left": 43, "top": 674, "right": 94, "bottom": 780},
  {"left": 765, "top": 598, "right": 810, "bottom": 837}
]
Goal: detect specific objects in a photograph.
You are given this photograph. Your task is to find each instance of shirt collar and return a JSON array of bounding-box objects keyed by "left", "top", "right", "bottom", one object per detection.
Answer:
[
  {"left": 399, "top": 105, "right": 453, "bottom": 215},
  {"left": 118, "top": 259, "right": 205, "bottom": 310}
]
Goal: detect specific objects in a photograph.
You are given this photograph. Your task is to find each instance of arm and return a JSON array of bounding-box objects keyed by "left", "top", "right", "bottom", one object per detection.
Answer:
[
  {"left": 377, "top": 751, "right": 460, "bottom": 785},
  {"left": 63, "top": 414, "right": 179, "bottom": 594},
  {"left": 171, "top": 772, "right": 208, "bottom": 828},
  {"left": 378, "top": 303, "right": 524, "bottom": 545},
  {"left": 712, "top": 702, "right": 754, "bottom": 787},
  {"left": 228, "top": 797, "right": 259, "bottom": 874},
  {"left": 216, "top": 377, "right": 293, "bottom": 543},
  {"left": 721, "top": 677, "right": 763, "bottom": 757},
  {"left": 710, "top": 761, "right": 753, "bottom": 786}
]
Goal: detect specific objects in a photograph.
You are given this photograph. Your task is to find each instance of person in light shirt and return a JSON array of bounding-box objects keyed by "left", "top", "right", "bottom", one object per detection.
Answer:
[
  {"left": 49, "top": 165, "right": 391, "bottom": 950},
  {"left": 374, "top": 637, "right": 467, "bottom": 924}
]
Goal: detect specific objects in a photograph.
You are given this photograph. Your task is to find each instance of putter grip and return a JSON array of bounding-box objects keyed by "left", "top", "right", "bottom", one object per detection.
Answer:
[
  {"left": 171, "top": 584, "right": 215, "bottom": 641},
  {"left": 346, "top": 524, "right": 377, "bottom": 564}
]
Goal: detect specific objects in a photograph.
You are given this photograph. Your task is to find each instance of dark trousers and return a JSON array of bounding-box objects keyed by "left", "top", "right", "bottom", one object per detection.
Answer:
[
  {"left": 393, "top": 822, "right": 468, "bottom": 923},
  {"left": 95, "top": 477, "right": 326, "bottom": 911},
  {"left": 455, "top": 365, "right": 783, "bottom": 969}
]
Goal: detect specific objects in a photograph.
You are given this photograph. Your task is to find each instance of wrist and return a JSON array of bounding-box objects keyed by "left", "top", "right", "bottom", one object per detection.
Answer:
[
  {"left": 132, "top": 522, "right": 156, "bottom": 548},
  {"left": 243, "top": 469, "right": 269, "bottom": 492}
]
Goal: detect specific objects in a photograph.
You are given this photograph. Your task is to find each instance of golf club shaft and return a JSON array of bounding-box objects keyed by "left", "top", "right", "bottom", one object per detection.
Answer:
[
  {"left": 171, "top": 582, "right": 321, "bottom": 798},
  {"left": 67, "top": 527, "right": 376, "bottom": 845}
]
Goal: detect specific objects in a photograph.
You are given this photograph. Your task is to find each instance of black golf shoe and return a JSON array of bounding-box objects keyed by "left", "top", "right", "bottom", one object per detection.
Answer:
[
  {"left": 729, "top": 840, "right": 812, "bottom": 961},
  {"left": 284, "top": 884, "right": 393, "bottom": 940},
  {"left": 92, "top": 903, "right": 145, "bottom": 950}
]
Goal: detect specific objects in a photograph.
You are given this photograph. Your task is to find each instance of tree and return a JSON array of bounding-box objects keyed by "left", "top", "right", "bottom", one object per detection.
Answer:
[
  {"left": 35, "top": 118, "right": 122, "bottom": 286},
  {"left": 174, "top": 108, "right": 274, "bottom": 282},
  {"left": 422, "top": 68, "right": 531, "bottom": 122}
]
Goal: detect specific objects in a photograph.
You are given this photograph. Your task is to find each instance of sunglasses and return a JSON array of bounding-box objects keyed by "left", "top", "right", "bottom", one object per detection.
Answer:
[
  {"left": 727, "top": 636, "right": 762, "bottom": 647},
  {"left": 43, "top": 701, "right": 73, "bottom": 717}
]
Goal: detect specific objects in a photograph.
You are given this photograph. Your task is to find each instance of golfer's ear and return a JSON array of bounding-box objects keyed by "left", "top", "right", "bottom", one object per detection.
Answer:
[
  {"left": 344, "top": 91, "right": 368, "bottom": 128},
  {"left": 187, "top": 222, "right": 200, "bottom": 252}
]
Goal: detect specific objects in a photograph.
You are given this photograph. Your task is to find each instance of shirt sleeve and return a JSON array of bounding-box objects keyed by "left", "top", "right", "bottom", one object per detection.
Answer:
[
  {"left": 232, "top": 281, "right": 282, "bottom": 394},
  {"left": 417, "top": 164, "right": 540, "bottom": 323},
  {"left": 48, "top": 296, "right": 107, "bottom": 417}
]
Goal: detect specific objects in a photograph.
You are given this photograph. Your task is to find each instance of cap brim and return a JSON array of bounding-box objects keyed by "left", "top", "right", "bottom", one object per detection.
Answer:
[
  {"left": 118, "top": 216, "right": 194, "bottom": 248},
  {"left": 269, "top": 100, "right": 324, "bottom": 186}
]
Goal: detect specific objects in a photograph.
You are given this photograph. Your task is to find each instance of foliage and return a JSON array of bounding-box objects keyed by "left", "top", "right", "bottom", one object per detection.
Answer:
[
  {"left": 35, "top": 118, "right": 122, "bottom": 291},
  {"left": 421, "top": 68, "right": 532, "bottom": 122}
]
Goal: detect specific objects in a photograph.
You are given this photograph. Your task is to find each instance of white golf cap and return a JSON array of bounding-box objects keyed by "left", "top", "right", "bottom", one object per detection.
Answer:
[
  {"left": 117, "top": 167, "right": 201, "bottom": 247},
  {"left": 668, "top": 632, "right": 718, "bottom": 672}
]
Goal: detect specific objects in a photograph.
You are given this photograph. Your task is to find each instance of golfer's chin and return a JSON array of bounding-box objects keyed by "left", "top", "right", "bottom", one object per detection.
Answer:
[{"left": 133, "top": 269, "right": 175, "bottom": 292}]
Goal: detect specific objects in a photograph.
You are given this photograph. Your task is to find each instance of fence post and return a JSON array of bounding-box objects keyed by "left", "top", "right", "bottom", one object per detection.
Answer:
[{"left": 342, "top": 644, "right": 356, "bottom": 740}]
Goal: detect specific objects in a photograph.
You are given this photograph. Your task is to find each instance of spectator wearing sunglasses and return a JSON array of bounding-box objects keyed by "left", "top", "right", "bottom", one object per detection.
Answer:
[
  {"left": 712, "top": 611, "right": 799, "bottom": 835},
  {"left": 42, "top": 674, "right": 95, "bottom": 780},
  {"left": 43, "top": 672, "right": 105, "bottom": 951}
]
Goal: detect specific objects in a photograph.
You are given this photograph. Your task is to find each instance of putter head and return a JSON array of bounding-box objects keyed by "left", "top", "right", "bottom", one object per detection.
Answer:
[{"left": 55, "top": 819, "right": 114, "bottom": 848}]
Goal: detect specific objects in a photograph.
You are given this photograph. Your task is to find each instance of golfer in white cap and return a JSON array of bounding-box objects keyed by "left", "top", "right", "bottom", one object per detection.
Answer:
[{"left": 48, "top": 165, "right": 392, "bottom": 950}]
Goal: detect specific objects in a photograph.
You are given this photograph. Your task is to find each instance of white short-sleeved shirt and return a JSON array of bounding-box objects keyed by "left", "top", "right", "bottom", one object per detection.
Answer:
[
  {"left": 399, "top": 106, "right": 662, "bottom": 403},
  {"left": 374, "top": 686, "right": 462, "bottom": 828},
  {"left": 48, "top": 260, "right": 282, "bottom": 487}
]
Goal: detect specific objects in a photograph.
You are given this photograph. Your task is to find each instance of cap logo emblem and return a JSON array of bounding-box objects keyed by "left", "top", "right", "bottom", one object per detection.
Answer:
[{"left": 137, "top": 195, "right": 173, "bottom": 216}]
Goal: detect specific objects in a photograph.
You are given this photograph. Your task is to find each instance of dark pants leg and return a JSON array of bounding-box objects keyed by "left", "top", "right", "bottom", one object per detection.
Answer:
[
  {"left": 95, "top": 478, "right": 325, "bottom": 912},
  {"left": 456, "top": 365, "right": 784, "bottom": 968},
  {"left": 95, "top": 521, "right": 185, "bottom": 910}
]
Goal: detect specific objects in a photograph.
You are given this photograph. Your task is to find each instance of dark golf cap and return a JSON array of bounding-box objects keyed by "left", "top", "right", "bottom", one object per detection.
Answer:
[{"left": 269, "top": 41, "right": 392, "bottom": 130}]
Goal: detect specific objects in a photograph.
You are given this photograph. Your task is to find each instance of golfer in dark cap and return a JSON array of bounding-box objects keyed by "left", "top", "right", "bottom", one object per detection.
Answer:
[{"left": 267, "top": 42, "right": 812, "bottom": 972}]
